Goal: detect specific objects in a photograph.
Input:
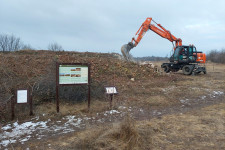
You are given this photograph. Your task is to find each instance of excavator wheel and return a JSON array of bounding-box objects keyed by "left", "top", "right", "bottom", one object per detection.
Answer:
[
  {"left": 182, "top": 65, "right": 194, "bottom": 75},
  {"left": 162, "top": 64, "right": 170, "bottom": 73}
]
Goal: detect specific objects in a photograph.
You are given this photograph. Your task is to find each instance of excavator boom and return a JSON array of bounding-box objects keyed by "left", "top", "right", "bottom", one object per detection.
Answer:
[{"left": 121, "top": 17, "right": 182, "bottom": 60}]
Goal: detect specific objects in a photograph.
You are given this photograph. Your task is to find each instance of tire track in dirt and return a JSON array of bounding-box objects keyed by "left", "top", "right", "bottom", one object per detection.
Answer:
[{"left": 132, "top": 91, "right": 225, "bottom": 120}]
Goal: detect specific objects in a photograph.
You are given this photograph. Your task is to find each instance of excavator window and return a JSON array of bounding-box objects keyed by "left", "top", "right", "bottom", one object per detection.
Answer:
[
  {"left": 193, "top": 47, "right": 197, "bottom": 53},
  {"left": 188, "top": 46, "right": 197, "bottom": 61},
  {"left": 182, "top": 48, "right": 188, "bottom": 55},
  {"left": 189, "top": 47, "right": 193, "bottom": 55},
  {"left": 174, "top": 47, "right": 182, "bottom": 61}
]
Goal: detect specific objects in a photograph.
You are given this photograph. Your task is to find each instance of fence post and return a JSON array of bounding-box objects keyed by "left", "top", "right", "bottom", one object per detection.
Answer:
[
  {"left": 11, "top": 89, "right": 15, "bottom": 120},
  {"left": 29, "top": 88, "right": 33, "bottom": 116}
]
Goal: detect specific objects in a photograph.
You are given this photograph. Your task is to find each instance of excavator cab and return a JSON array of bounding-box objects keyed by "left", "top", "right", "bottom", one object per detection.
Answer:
[{"left": 171, "top": 46, "right": 200, "bottom": 63}]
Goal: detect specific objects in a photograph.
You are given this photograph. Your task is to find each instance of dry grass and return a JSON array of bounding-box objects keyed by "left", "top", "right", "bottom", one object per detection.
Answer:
[
  {"left": 66, "top": 115, "right": 140, "bottom": 150},
  {"left": 48, "top": 103, "right": 225, "bottom": 150},
  {"left": 35, "top": 100, "right": 111, "bottom": 119},
  {"left": 138, "top": 103, "right": 225, "bottom": 150},
  {"left": 140, "top": 95, "right": 169, "bottom": 107}
]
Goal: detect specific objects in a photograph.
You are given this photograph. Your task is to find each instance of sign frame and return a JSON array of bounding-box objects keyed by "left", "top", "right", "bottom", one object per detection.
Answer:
[
  {"left": 57, "top": 63, "right": 89, "bottom": 86},
  {"left": 56, "top": 63, "right": 91, "bottom": 113}
]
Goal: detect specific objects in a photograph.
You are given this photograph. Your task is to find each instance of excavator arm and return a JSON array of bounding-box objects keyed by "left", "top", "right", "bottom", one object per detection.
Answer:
[{"left": 121, "top": 17, "right": 182, "bottom": 60}]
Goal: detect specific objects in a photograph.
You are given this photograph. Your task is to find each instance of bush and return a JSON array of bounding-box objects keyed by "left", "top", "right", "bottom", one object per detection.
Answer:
[{"left": 48, "top": 42, "right": 64, "bottom": 51}]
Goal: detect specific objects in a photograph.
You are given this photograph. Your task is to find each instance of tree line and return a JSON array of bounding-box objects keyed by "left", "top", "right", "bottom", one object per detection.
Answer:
[
  {"left": 1, "top": 33, "right": 225, "bottom": 64},
  {"left": 207, "top": 49, "right": 225, "bottom": 64},
  {"left": 0, "top": 33, "right": 63, "bottom": 52},
  {"left": 134, "top": 56, "right": 168, "bottom": 62}
]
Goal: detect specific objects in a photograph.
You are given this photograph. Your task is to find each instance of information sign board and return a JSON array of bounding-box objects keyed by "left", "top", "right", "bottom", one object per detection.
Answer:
[{"left": 59, "top": 65, "right": 88, "bottom": 84}]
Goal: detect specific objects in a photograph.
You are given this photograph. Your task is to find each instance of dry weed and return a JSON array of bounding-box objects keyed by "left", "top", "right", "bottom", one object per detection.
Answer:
[
  {"left": 35, "top": 100, "right": 110, "bottom": 119},
  {"left": 136, "top": 103, "right": 225, "bottom": 149},
  {"left": 140, "top": 95, "right": 169, "bottom": 107},
  {"left": 50, "top": 103, "right": 225, "bottom": 150},
  {"left": 72, "top": 115, "right": 140, "bottom": 150}
]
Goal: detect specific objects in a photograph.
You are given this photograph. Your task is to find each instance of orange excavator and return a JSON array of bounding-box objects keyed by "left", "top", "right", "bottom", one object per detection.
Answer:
[{"left": 121, "top": 17, "right": 206, "bottom": 75}]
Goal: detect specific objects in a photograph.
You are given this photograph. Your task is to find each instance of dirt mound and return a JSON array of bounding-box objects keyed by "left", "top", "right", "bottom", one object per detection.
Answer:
[{"left": 0, "top": 50, "right": 156, "bottom": 102}]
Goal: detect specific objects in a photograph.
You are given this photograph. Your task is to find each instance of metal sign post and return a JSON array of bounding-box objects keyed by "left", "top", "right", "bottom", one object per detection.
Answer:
[{"left": 56, "top": 63, "right": 91, "bottom": 113}]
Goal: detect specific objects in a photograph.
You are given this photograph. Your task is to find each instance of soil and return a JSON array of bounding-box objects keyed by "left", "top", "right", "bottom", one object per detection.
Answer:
[{"left": 0, "top": 51, "right": 225, "bottom": 149}]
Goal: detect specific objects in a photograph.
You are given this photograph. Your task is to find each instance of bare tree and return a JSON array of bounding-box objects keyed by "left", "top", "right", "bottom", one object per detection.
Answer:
[
  {"left": 21, "top": 44, "right": 35, "bottom": 50},
  {"left": 0, "top": 34, "right": 23, "bottom": 52},
  {"left": 48, "top": 42, "right": 64, "bottom": 51}
]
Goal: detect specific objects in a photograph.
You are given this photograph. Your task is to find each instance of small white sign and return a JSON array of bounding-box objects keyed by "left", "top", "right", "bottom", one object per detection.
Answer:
[
  {"left": 17, "top": 90, "right": 28, "bottom": 103},
  {"left": 105, "top": 87, "right": 118, "bottom": 94}
]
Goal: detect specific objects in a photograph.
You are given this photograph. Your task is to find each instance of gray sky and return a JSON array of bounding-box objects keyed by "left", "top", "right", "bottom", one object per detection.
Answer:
[{"left": 1, "top": 0, "right": 225, "bottom": 57}]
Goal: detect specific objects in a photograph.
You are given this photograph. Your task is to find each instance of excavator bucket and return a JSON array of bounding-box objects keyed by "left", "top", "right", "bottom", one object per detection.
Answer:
[{"left": 121, "top": 42, "right": 134, "bottom": 61}]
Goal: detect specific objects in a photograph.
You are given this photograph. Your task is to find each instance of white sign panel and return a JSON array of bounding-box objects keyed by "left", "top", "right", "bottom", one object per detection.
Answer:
[
  {"left": 105, "top": 87, "right": 118, "bottom": 94},
  {"left": 17, "top": 90, "right": 28, "bottom": 103}
]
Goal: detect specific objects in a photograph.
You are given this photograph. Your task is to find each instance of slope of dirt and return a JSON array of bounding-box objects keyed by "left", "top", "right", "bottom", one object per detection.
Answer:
[
  {"left": 0, "top": 50, "right": 156, "bottom": 88},
  {"left": 0, "top": 50, "right": 158, "bottom": 120}
]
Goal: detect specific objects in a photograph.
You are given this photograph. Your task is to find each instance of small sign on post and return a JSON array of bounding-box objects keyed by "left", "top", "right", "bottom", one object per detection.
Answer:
[
  {"left": 105, "top": 87, "right": 118, "bottom": 95},
  {"left": 105, "top": 86, "right": 118, "bottom": 108},
  {"left": 12, "top": 88, "right": 33, "bottom": 119}
]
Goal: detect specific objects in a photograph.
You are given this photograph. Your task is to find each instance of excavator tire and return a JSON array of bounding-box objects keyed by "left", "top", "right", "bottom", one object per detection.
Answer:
[
  {"left": 162, "top": 64, "right": 170, "bottom": 73},
  {"left": 182, "top": 65, "right": 194, "bottom": 75}
]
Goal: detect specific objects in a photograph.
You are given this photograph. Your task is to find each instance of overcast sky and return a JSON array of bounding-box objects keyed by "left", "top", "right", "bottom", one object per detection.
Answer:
[{"left": 1, "top": 0, "right": 225, "bottom": 57}]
